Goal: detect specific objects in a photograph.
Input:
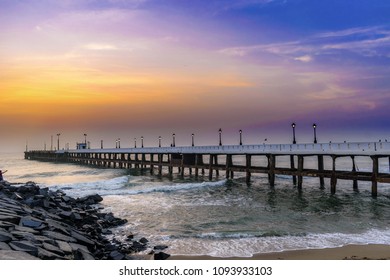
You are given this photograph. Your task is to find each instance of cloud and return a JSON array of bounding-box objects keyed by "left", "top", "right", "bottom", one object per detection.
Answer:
[
  {"left": 294, "top": 55, "right": 312, "bottom": 62},
  {"left": 83, "top": 43, "right": 118, "bottom": 50},
  {"left": 219, "top": 26, "right": 390, "bottom": 62}
]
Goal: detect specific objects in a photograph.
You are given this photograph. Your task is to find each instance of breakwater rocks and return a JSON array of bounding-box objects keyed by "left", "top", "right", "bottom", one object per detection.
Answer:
[{"left": 0, "top": 181, "right": 170, "bottom": 260}]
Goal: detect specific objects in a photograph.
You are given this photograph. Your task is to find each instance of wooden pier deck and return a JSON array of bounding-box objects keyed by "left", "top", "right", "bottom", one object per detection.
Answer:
[{"left": 24, "top": 142, "right": 390, "bottom": 197}]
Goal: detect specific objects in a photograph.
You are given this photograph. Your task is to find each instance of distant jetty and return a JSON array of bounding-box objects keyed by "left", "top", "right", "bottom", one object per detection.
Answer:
[
  {"left": 0, "top": 181, "right": 170, "bottom": 260},
  {"left": 25, "top": 141, "right": 390, "bottom": 197}
]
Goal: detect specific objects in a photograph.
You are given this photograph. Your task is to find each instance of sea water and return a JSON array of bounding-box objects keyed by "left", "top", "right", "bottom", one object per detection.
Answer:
[{"left": 2, "top": 152, "right": 390, "bottom": 258}]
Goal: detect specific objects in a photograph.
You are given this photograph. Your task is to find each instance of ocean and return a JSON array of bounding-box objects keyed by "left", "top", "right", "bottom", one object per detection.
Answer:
[{"left": 2, "top": 152, "right": 390, "bottom": 258}]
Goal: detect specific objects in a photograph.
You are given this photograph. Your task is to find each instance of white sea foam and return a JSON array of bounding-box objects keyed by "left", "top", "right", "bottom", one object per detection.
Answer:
[
  {"left": 162, "top": 228, "right": 390, "bottom": 258},
  {"left": 46, "top": 176, "right": 227, "bottom": 197}
]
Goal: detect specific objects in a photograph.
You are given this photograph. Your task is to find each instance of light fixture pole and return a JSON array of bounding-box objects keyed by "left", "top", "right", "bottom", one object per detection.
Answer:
[
  {"left": 313, "top": 123, "right": 317, "bottom": 144},
  {"left": 172, "top": 133, "right": 175, "bottom": 147},
  {"left": 219, "top": 128, "right": 222, "bottom": 146},
  {"left": 57, "top": 133, "right": 61, "bottom": 150},
  {"left": 84, "top": 133, "right": 87, "bottom": 145},
  {"left": 134, "top": 138, "right": 137, "bottom": 148},
  {"left": 191, "top": 133, "right": 194, "bottom": 147},
  {"left": 291, "top": 123, "right": 296, "bottom": 144},
  {"left": 239, "top": 129, "right": 242, "bottom": 146},
  {"left": 159, "top": 136, "right": 161, "bottom": 147},
  {"left": 141, "top": 136, "right": 144, "bottom": 148}
]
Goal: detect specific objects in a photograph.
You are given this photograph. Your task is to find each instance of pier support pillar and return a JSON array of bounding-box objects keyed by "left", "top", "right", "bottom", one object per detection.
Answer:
[
  {"left": 246, "top": 154, "right": 251, "bottom": 184},
  {"left": 318, "top": 155, "right": 325, "bottom": 189},
  {"left": 290, "top": 155, "right": 297, "bottom": 186},
  {"left": 208, "top": 154, "right": 214, "bottom": 180},
  {"left": 150, "top": 154, "right": 154, "bottom": 175},
  {"left": 297, "top": 155, "right": 304, "bottom": 190},
  {"left": 180, "top": 156, "right": 185, "bottom": 177},
  {"left": 215, "top": 155, "right": 219, "bottom": 177},
  {"left": 226, "top": 154, "right": 232, "bottom": 179},
  {"left": 351, "top": 156, "right": 358, "bottom": 191},
  {"left": 268, "top": 154, "right": 275, "bottom": 187},
  {"left": 158, "top": 154, "right": 162, "bottom": 175},
  {"left": 331, "top": 156, "right": 337, "bottom": 194},
  {"left": 371, "top": 156, "right": 378, "bottom": 198}
]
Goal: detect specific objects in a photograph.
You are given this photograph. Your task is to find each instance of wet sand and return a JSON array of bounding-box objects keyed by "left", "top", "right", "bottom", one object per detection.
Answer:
[{"left": 169, "top": 244, "right": 390, "bottom": 260}]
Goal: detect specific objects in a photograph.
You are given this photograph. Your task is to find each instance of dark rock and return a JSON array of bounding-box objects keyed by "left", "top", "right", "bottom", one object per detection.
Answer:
[
  {"left": 139, "top": 237, "right": 149, "bottom": 244},
  {"left": 126, "top": 233, "right": 134, "bottom": 240},
  {"left": 0, "top": 250, "right": 40, "bottom": 260},
  {"left": 77, "top": 248, "right": 95, "bottom": 260},
  {"left": 70, "top": 230, "right": 95, "bottom": 247},
  {"left": 0, "top": 229, "right": 14, "bottom": 242},
  {"left": 154, "top": 252, "right": 171, "bottom": 260},
  {"left": 56, "top": 240, "right": 73, "bottom": 254},
  {"left": 154, "top": 245, "right": 168, "bottom": 251},
  {"left": 37, "top": 247, "right": 65, "bottom": 260},
  {"left": 0, "top": 241, "right": 11, "bottom": 250},
  {"left": 109, "top": 250, "right": 125, "bottom": 260},
  {"left": 78, "top": 194, "right": 103, "bottom": 205},
  {"left": 19, "top": 217, "right": 44, "bottom": 229},
  {"left": 46, "top": 219, "right": 70, "bottom": 235},
  {"left": 42, "top": 242, "right": 65, "bottom": 256},
  {"left": 14, "top": 225, "right": 39, "bottom": 234},
  {"left": 59, "top": 211, "right": 74, "bottom": 219},
  {"left": 9, "top": 241, "right": 39, "bottom": 255},
  {"left": 42, "top": 230, "right": 77, "bottom": 243},
  {"left": 0, "top": 221, "right": 15, "bottom": 230},
  {"left": 132, "top": 241, "right": 147, "bottom": 252},
  {"left": 0, "top": 214, "right": 20, "bottom": 224}
]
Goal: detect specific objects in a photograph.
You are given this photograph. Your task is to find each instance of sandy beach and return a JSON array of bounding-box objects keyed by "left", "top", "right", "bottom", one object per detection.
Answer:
[{"left": 169, "top": 244, "right": 390, "bottom": 260}]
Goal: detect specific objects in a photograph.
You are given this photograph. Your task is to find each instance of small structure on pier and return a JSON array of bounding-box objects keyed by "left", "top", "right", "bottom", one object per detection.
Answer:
[{"left": 76, "top": 142, "right": 88, "bottom": 150}]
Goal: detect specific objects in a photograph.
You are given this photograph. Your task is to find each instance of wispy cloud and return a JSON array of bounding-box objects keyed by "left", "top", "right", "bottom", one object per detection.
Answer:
[
  {"left": 219, "top": 26, "right": 390, "bottom": 62},
  {"left": 83, "top": 43, "right": 118, "bottom": 51}
]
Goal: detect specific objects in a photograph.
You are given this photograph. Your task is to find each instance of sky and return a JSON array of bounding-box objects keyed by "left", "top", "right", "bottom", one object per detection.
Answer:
[{"left": 1, "top": 0, "right": 389, "bottom": 152}]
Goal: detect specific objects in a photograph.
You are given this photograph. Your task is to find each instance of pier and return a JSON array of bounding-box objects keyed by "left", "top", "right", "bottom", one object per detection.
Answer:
[{"left": 25, "top": 141, "right": 390, "bottom": 197}]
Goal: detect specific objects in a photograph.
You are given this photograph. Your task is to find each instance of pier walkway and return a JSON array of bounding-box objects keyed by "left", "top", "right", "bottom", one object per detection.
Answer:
[{"left": 25, "top": 141, "right": 390, "bottom": 197}]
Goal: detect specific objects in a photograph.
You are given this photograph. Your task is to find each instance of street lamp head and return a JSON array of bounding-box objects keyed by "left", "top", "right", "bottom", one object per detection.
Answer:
[
  {"left": 219, "top": 128, "right": 222, "bottom": 133},
  {"left": 313, "top": 123, "right": 317, "bottom": 128},
  {"left": 291, "top": 123, "right": 296, "bottom": 128}
]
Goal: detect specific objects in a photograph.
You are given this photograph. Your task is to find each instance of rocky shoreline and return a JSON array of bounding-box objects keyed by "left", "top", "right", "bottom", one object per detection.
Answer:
[{"left": 0, "top": 181, "right": 170, "bottom": 260}]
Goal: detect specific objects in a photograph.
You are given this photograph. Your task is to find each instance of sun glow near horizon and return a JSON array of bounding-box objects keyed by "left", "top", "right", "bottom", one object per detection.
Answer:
[{"left": 1, "top": 0, "right": 389, "bottom": 152}]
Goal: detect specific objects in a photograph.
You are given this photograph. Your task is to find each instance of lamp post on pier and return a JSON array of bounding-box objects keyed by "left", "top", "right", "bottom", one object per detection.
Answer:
[
  {"left": 159, "top": 136, "right": 161, "bottom": 147},
  {"left": 191, "top": 133, "right": 194, "bottom": 147},
  {"left": 141, "top": 136, "right": 144, "bottom": 148},
  {"left": 84, "top": 133, "right": 87, "bottom": 145},
  {"left": 219, "top": 128, "right": 222, "bottom": 146},
  {"left": 134, "top": 138, "right": 137, "bottom": 148},
  {"left": 57, "top": 133, "right": 61, "bottom": 150},
  {"left": 239, "top": 129, "right": 242, "bottom": 146},
  {"left": 172, "top": 133, "right": 176, "bottom": 147},
  {"left": 291, "top": 123, "right": 296, "bottom": 144},
  {"left": 313, "top": 123, "right": 317, "bottom": 144}
]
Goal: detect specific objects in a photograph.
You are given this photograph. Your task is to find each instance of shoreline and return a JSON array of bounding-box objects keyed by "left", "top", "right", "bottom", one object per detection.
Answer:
[{"left": 169, "top": 244, "right": 390, "bottom": 260}]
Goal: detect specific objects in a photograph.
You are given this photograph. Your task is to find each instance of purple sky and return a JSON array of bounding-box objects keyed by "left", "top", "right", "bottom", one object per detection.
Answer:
[{"left": 1, "top": 0, "right": 389, "bottom": 152}]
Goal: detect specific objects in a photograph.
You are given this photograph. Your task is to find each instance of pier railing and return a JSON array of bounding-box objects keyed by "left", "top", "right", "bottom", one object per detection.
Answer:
[{"left": 51, "top": 141, "right": 390, "bottom": 155}]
